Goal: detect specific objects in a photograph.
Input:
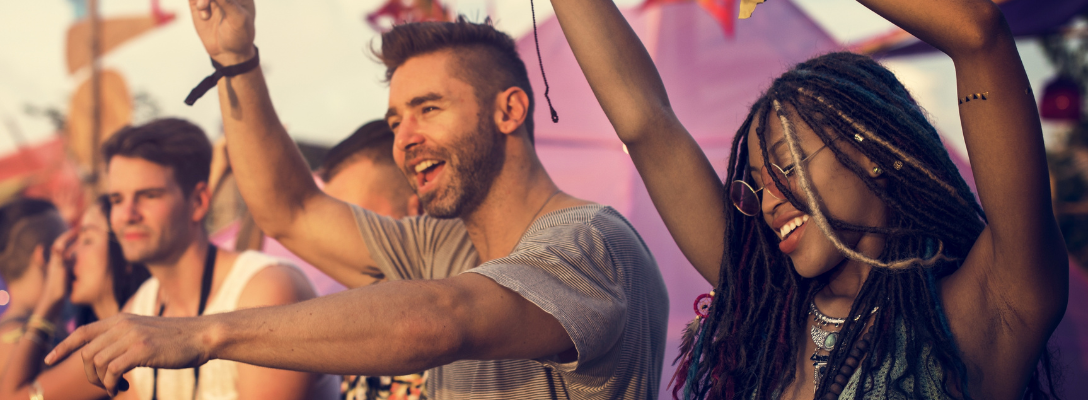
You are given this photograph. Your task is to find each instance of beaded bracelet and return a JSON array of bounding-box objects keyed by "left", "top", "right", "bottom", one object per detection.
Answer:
[{"left": 27, "top": 316, "right": 56, "bottom": 337}]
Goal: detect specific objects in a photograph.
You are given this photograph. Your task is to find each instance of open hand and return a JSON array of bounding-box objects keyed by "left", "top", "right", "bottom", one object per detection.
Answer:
[
  {"left": 189, "top": 0, "right": 256, "bottom": 65},
  {"left": 44, "top": 314, "right": 214, "bottom": 397}
]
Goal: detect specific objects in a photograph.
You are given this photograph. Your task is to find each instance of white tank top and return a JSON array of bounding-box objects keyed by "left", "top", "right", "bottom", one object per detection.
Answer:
[{"left": 128, "top": 250, "right": 338, "bottom": 400}]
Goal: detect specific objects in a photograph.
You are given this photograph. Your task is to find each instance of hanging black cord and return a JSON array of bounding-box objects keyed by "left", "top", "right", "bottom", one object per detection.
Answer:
[
  {"left": 530, "top": 0, "right": 559, "bottom": 123},
  {"left": 150, "top": 245, "right": 217, "bottom": 400}
]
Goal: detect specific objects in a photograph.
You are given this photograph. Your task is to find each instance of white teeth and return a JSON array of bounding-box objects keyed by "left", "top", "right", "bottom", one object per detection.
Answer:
[
  {"left": 414, "top": 160, "right": 439, "bottom": 173},
  {"left": 779, "top": 215, "right": 808, "bottom": 239}
]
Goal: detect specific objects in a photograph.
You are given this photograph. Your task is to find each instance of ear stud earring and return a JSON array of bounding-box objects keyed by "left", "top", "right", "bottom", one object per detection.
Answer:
[{"left": 872, "top": 166, "right": 883, "bottom": 176}]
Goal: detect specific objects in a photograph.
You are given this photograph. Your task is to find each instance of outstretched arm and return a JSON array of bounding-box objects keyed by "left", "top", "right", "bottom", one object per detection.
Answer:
[
  {"left": 45, "top": 273, "right": 574, "bottom": 396},
  {"left": 188, "top": 0, "right": 380, "bottom": 288},
  {"left": 858, "top": 0, "right": 1067, "bottom": 395},
  {"left": 550, "top": 0, "right": 726, "bottom": 284}
]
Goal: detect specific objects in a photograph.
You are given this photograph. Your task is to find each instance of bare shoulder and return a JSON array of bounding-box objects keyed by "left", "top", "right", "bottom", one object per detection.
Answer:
[{"left": 237, "top": 262, "right": 317, "bottom": 309}]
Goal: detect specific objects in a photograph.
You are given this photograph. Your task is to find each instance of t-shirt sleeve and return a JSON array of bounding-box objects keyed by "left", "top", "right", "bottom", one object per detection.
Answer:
[
  {"left": 350, "top": 205, "right": 477, "bottom": 280},
  {"left": 466, "top": 221, "right": 627, "bottom": 372}
]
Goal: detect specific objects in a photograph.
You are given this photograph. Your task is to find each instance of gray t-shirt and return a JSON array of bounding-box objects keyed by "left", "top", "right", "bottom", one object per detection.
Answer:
[{"left": 352, "top": 204, "right": 669, "bottom": 399}]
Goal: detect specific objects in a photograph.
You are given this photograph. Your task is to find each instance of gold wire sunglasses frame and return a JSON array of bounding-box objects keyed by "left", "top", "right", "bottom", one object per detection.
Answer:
[{"left": 730, "top": 142, "right": 832, "bottom": 217}]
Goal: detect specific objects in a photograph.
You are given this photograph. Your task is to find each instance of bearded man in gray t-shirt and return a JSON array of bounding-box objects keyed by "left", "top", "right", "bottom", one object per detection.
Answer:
[{"left": 49, "top": 1, "right": 669, "bottom": 399}]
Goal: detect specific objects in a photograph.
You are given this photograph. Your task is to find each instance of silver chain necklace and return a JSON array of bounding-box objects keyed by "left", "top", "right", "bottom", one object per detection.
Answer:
[
  {"left": 808, "top": 301, "right": 843, "bottom": 391},
  {"left": 808, "top": 301, "right": 879, "bottom": 391}
]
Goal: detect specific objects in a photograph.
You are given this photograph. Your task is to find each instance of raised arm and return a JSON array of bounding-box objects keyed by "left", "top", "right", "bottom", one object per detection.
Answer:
[
  {"left": 549, "top": 0, "right": 726, "bottom": 284},
  {"left": 857, "top": 0, "right": 1067, "bottom": 394},
  {"left": 46, "top": 273, "right": 574, "bottom": 396},
  {"left": 188, "top": 0, "right": 379, "bottom": 287}
]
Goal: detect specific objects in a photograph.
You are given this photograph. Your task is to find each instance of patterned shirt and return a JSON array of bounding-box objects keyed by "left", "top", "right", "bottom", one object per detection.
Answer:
[{"left": 352, "top": 204, "right": 669, "bottom": 399}]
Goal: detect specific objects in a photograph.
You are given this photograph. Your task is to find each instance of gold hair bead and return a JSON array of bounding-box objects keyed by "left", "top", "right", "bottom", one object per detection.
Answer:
[
  {"left": 854, "top": 134, "right": 864, "bottom": 142},
  {"left": 893, "top": 161, "right": 903, "bottom": 171}
]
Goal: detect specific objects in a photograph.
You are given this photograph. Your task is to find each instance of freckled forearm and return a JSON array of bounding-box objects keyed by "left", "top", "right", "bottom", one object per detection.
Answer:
[{"left": 204, "top": 281, "right": 463, "bottom": 376}]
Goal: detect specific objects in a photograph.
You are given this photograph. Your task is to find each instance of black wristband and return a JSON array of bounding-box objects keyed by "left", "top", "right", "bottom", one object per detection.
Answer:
[{"left": 184, "top": 46, "right": 260, "bottom": 106}]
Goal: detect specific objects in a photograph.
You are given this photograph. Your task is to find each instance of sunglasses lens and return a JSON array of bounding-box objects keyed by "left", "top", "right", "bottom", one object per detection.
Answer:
[
  {"left": 760, "top": 165, "right": 789, "bottom": 200},
  {"left": 730, "top": 181, "right": 761, "bottom": 216}
]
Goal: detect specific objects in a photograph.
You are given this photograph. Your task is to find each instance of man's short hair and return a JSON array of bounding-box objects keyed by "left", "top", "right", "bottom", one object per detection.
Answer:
[
  {"left": 102, "top": 118, "right": 212, "bottom": 196},
  {"left": 0, "top": 198, "right": 66, "bottom": 283},
  {"left": 320, "top": 120, "right": 397, "bottom": 182},
  {"left": 376, "top": 17, "right": 536, "bottom": 142}
]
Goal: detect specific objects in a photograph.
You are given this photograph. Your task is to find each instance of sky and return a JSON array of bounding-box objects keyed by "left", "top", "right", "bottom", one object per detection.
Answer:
[{"left": 0, "top": 0, "right": 1059, "bottom": 159}]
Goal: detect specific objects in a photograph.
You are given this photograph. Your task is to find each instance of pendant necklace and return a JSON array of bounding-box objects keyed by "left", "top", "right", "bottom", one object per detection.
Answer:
[
  {"left": 808, "top": 302, "right": 880, "bottom": 393},
  {"left": 808, "top": 301, "right": 844, "bottom": 391}
]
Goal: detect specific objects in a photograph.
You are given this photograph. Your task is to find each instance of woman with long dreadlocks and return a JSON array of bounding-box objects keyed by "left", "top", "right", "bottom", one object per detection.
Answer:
[{"left": 551, "top": 0, "right": 1067, "bottom": 398}]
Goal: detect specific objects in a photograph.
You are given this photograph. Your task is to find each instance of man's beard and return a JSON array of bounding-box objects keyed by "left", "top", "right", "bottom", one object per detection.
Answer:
[
  {"left": 414, "top": 116, "right": 505, "bottom": 219},
  {"left": 118, "top": 227, "right": 178, "bottom": 265}
]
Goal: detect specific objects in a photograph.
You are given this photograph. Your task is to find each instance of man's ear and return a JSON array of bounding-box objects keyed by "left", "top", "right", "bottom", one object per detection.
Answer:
[
  {"left": 493, "top": 87, "right": 530, "bottom": 136},
  {"left": 30, "top": 244, "right": 46, "bottom": 270},
  {"left": 190, "top": 181, "right": 213, "bottom": 223},
  {"left": 406, "top": 194, "right": 422, "bottom": 217}
]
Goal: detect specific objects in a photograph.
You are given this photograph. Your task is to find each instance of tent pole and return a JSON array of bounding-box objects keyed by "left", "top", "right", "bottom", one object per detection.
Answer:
[{"left": 89, "top": 0, "right": 102, "bottom": 185}]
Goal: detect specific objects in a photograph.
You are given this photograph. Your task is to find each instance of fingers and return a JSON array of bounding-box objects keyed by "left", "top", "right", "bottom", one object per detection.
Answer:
[
  {"left": 92, "top": 338, "right": 132, "bottom": 395},
  {"left": 95, "top": 341, "right": 141, "bottom": 396},
  {"left": 51, "top": 228, "right": 76, "bottom": 258},
  {"left": 81, "top": 343, "right": 104, "bottom": 390},
  {"left": 45, "top": 322, "right": 100, "bottom": 365},
  {"left": 191, "top": 0, "right": 212, "bottom": 20}
]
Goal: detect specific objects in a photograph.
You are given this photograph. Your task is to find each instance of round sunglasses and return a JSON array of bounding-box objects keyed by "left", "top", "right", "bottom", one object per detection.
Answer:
[{"left": 730, "top": 142, "right": 832, "bottom": 217}]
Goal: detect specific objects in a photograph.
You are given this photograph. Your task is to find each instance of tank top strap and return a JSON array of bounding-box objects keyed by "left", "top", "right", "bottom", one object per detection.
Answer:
[{"left": 129, "top": 278, "right": 161, "bottom": 317}]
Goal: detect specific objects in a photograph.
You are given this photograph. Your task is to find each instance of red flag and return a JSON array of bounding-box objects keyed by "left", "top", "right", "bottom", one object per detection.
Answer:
[
  {"left": 366, "top": 0, "right": 450, "bottom": 32},
  {"left": 641, "top": 0, "right": 736, "bottom": 37}
]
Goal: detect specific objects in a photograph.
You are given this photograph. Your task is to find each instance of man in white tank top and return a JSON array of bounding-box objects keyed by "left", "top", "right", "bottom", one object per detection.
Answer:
[{"left": 97, "top": 119, "right": 339, "bottom": 400}]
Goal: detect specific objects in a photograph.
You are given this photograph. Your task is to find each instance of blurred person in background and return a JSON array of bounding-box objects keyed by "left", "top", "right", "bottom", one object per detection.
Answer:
[
  {"left": 319, "top": 120, "right": 424, "bottom": 400},
  {"left": 0, "top": 198, "right": 66, "bottom": 366},
  {"left": 97, "top": 118, "right": 339, "bottom": 400},
  {"left": 319, "top": 119, "right": 421, "bottom": 288},
  {"left": 0, "top": 196, "right": 150, "bottom": 400},
  {"left": 1050, "top": 124, "right": 1088, "bottom": 269}
]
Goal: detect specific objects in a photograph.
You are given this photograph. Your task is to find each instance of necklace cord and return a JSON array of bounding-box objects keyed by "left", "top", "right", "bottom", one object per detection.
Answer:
[
  {"left": 151, "top": 244, "right": 216, "bottom": 400},
  {"left": 530, "top": 0, "right": 558, "bottom": 123}
]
